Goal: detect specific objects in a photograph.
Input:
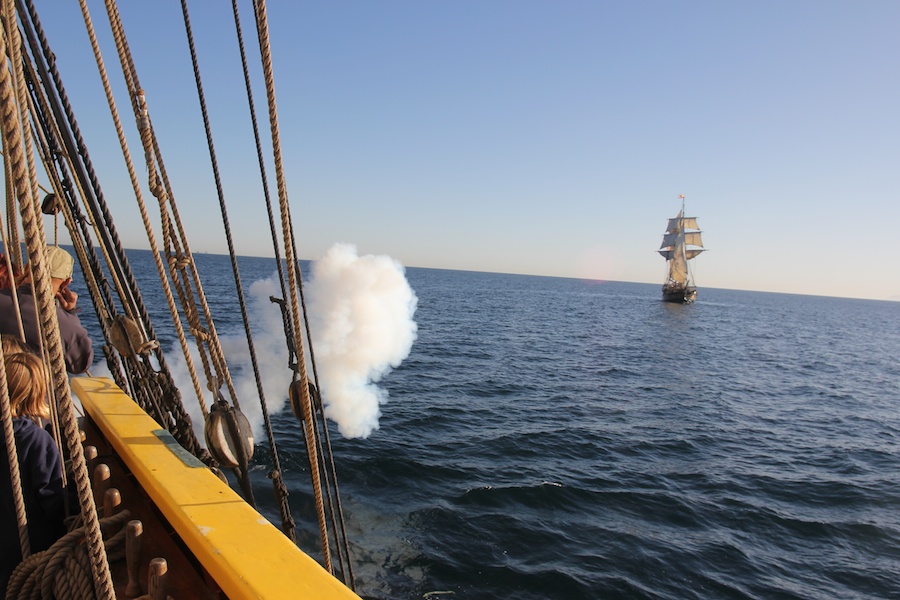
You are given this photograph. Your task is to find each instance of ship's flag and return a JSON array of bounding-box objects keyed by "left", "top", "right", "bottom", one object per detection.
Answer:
[{"left": 678, "top": 194, "right": 685, "bottom": 199}]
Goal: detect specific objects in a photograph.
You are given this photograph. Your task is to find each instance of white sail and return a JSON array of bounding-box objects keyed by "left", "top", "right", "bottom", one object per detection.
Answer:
[
  {"left": 660, "top": 232, "right": 704, "bottom": 254},
  {"left": 683, "top": 231, "right": 704, "bottom": 247},
  {"left": 681, "top": 217, "right": 700, "bottom": 230},
  {"left": 668, "top": 250, "right": 688, "bottom": 283},
  {"left": 666, "top": 216, "right": 700, "bottom": 232},
  {"left": 661, "top": 246, "right": 705, "bottom": 262}
]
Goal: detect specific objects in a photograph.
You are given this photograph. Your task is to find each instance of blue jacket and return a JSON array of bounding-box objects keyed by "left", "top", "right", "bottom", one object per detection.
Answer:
[{"left": 1, "top": 417, "right": 68, "bottom": 595}]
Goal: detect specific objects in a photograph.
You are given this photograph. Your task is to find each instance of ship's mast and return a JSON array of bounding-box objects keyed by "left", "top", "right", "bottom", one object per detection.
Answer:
[{"left": 679, "top": 194, "right": 691, "bottom": 287}]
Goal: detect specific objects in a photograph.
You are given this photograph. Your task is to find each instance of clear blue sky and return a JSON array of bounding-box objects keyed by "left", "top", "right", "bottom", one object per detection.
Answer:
[{"left": 36, "top": 1, "right": 900, "bottom": 301}]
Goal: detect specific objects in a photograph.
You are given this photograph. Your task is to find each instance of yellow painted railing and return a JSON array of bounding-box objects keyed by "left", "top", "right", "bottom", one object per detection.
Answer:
[{"left": 72, "top": 377, "right": 361, "bottom": 600}]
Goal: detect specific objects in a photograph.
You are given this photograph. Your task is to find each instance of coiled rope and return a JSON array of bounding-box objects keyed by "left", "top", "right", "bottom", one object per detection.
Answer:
[{"left": 6, "top": 510, "right": 132, "bottom": 600}]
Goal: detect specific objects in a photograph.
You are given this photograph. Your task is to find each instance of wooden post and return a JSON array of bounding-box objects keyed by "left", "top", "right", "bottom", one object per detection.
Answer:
[
  {"left": 93, "top": 463, "right": 110, "bottom": 507},
  {"left": 148, "top": 558, "right": 168, "bottom": 600},
  {"left": 125, "top": 520, "right": 143, "bottom": 597},
  {"left": 103, "top": 488, "right": 121, "bottom": 517},
  {"left": 84, "top": 445, "right": 98, "bottom": 470}
]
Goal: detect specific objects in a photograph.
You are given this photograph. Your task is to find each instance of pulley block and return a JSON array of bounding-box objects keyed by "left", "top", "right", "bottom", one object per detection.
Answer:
[
  {"left": 289, "top": 379, "right": 320, "bottom": 422},
  {"left": 204, "top": 400, "right": 254, "bottom": 469}
]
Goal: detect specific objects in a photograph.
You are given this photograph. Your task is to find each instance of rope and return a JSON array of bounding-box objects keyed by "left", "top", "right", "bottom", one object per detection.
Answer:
[
  {"left": 178, "top": 0, "right": 285, "bottom": 509},
  {"left": 6, "top": 509, "right": 131, "bottom": 600},
  {"left": 17, "top": 0, "right": 215, "bottom": 488},
  {"left": 251, "top": 0, "right": 333, "bottom": 572},
  {"left": 62, "top": 0, "right": 207, "bottom": 462},
  {"left": 4, "top": 157, "right": 23, "bottom": 266},
  {"left": 100, "top": 0, "right": 209, "bottom": 417},
  {"left": 287, "top": 221, "right": 355, "bottom": 586},
  {"left": 101, "top": 0, "right": 245, "bottom": 433},
  {"left": 227, "top": 0, "right": 297, "bottom": 540},
  {"left": 20, "top": 0, "right": 140, "bottom": 334},
  {"left": 0, "top": 350, "right": 30, "bottom": 561},
  {"left": 0, "top": 4, "right": 113, "bottom": 596},
  {"left": 0, "top": 213, "right": 25, "bottom": 341},
  {"left": 20, "top": 0, "right": 207, "bottom": 463},
  {"left": 16, "top": 0, "right": 356, "bottom": 588}
]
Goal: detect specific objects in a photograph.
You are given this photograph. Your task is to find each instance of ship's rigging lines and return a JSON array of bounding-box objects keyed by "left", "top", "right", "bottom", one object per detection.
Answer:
[{"left": 2, "top": 0, "right": 355, "bottom": 593}]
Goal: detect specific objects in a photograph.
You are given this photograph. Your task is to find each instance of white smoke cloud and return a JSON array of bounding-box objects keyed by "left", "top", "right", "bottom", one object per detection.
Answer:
[
  {"left": 162, "top": 243, "right": 417, "bottom": 442},
  {"left": 164, "top": 276, "right": 293, "bottom": 444},
  {"left": 306, "top": 243, "right": 418, "bottom": 439}
]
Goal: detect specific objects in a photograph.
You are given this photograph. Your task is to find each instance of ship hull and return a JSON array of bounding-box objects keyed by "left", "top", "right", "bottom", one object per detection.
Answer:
[{"left": 662, "top": 284, "right": 697, "bottom": 304}]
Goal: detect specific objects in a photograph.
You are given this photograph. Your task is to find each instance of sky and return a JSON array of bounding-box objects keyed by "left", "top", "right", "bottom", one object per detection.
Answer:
[{"left": 27, "top": 1, "right": 900, "bottom": 301}]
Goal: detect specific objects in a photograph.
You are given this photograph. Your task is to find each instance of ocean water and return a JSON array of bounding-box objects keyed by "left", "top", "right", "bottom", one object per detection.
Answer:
[{"left": 76, "top": 250, "right": 900, "bottom": 600}]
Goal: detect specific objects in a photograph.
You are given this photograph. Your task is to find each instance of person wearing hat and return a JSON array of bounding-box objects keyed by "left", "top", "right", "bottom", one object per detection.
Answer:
[{"left": 0, "top": 246, "right": 93, "bottom": 374}]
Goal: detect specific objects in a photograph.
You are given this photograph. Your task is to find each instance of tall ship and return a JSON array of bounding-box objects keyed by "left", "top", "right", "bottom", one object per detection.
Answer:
[{"left": 658, "top": 196, "right": 706, "bottom": 303}]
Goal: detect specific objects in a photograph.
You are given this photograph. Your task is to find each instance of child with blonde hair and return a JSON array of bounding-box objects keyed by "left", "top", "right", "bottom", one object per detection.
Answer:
[{"left": 0, "top": 348, "right": 68, "bottom": 595}]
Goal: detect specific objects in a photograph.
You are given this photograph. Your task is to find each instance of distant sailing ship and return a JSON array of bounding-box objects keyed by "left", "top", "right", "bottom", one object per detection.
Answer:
[{"left": 658, "top": 195, "right": 706, "bottom": 303}]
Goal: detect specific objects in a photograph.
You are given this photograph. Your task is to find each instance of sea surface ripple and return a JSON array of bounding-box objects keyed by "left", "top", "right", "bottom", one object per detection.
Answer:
[{"left": 82, "top": 253, "right": 900, "bottom": 599}]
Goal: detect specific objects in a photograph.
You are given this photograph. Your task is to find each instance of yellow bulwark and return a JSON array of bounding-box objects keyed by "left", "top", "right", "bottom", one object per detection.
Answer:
[{"left": 72, "top": 377, "right": 361, "bottom": 600}]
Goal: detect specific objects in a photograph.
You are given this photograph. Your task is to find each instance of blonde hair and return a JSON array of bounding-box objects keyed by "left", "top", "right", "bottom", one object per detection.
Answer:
[
  {"left": 1, "top": 334, "right": 31, "bottom": 357},
  {"left": 5, "top": 351, "right": 49, "bottom": 419}
]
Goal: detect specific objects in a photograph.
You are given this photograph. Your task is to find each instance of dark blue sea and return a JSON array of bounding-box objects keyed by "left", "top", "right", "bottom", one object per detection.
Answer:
[{"left": 75, "top": 250, "right": 900, "bottom": 600}]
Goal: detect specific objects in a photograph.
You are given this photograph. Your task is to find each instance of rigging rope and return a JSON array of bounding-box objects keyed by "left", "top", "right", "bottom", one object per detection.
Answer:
[
  {"left": 176, "top": 0, "right": 282, "bottom": 513},
  {"left": 103, "top": 0, "right": 259, "bottom": 502},
  {"left": 19, "top": 0, "right": 209, "bottom": 465},
  {"left": 0, "top": 349, "right": 30, "bottom": 562},
  {"left": 0, "top": 2, "right": 113, "bottom": 595},
  {"left": 228, "top": 0, "right": 298, "bottom": 540},
  {"left": 9, "top": 0, "right": 357, "bottom": 589},
  {"left": 96, "top": 5, "right": 261, "bottom": 504},
  {"left": 241, "top": 0, "right": 355, "bottom": 584},
  {"left": 249, "top": 0, "right": 336, "bottom": 573}
]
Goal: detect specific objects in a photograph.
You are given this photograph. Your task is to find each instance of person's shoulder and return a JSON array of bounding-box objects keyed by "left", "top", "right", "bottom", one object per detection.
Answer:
[
  {"left": 0, "top": 285, "right": 34, "bottom": 299},
  {"left": 13, "top": 417, "right": 53, "bottom": 445}
]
